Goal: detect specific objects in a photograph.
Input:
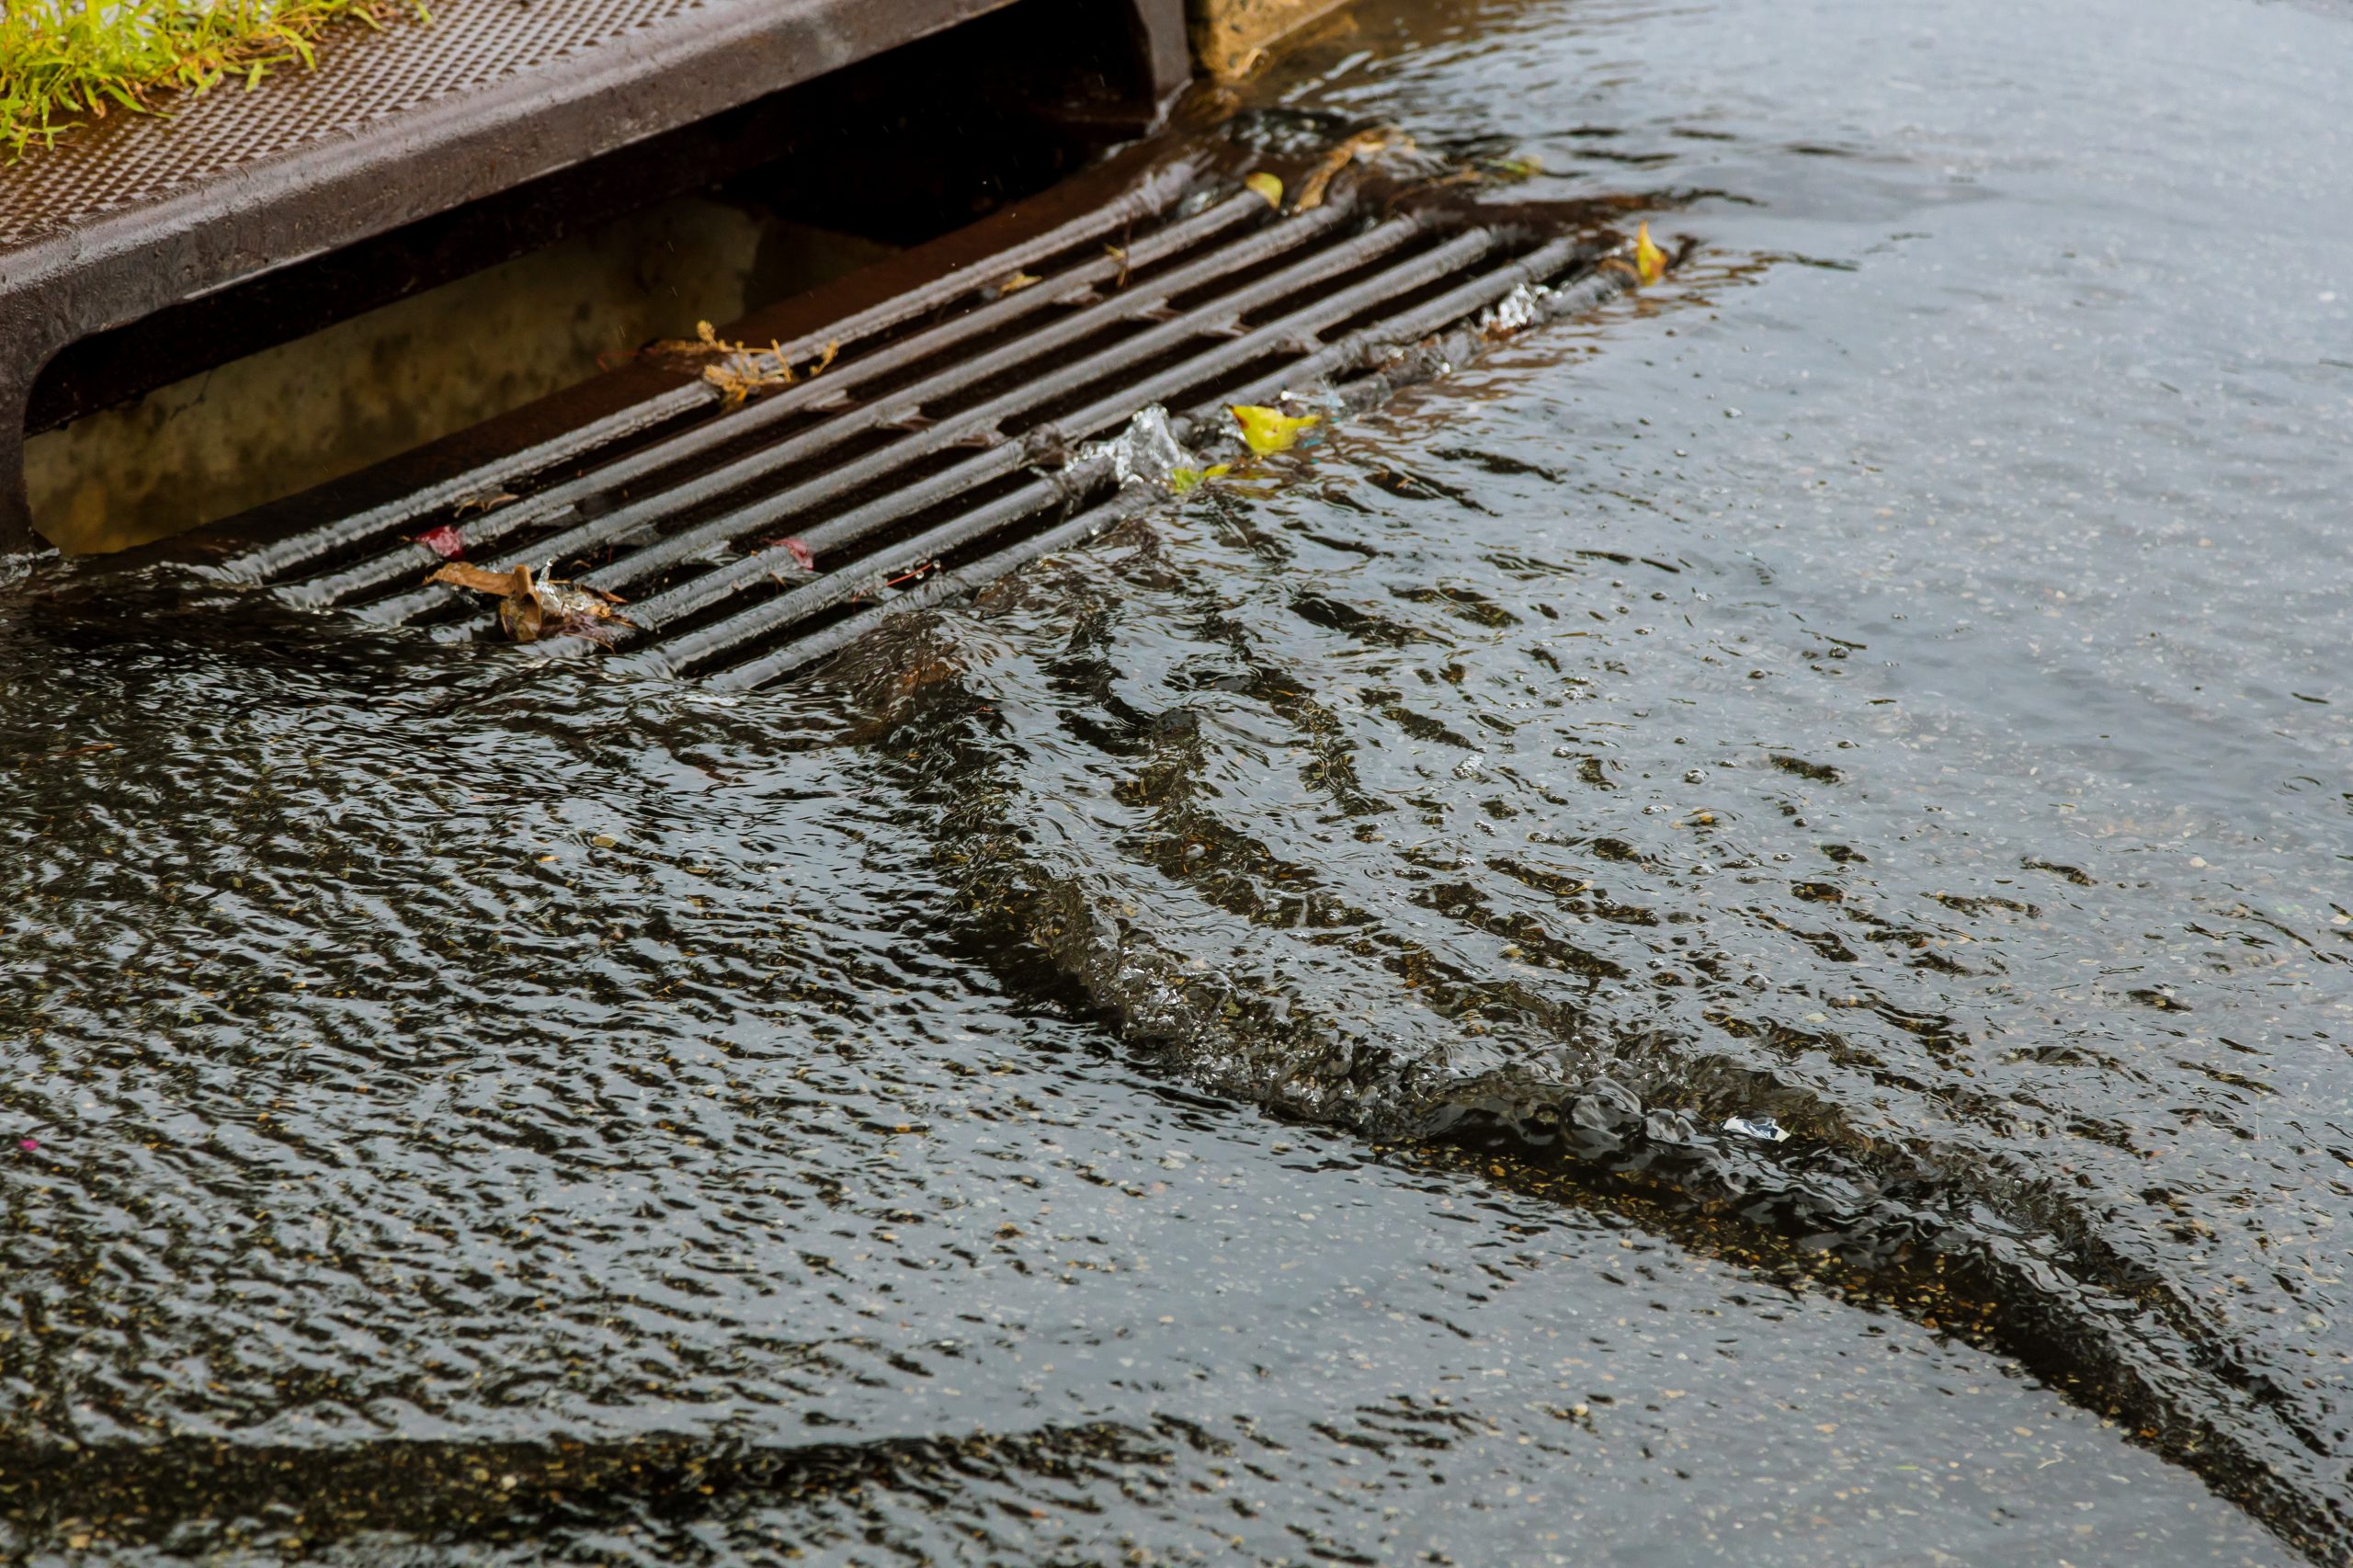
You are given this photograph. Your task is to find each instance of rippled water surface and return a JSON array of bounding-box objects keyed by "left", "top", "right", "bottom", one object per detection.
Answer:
[{"left": 6, "top": 0, "right": 2350, "bottom": 1562}]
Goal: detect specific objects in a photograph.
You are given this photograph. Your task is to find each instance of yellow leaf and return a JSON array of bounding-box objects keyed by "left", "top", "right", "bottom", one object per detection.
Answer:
[
  {"left": 1634, "top": 222, "right": 1667, "bottom": 286},
  {"left": 997, "top": 271, "right": 1041, "bottom": 296},
  {"left": 1244, "top": 172, "right": 1283, "bottom": 210},
  {"left": 1230, "top": 405, "right": 1320, "bottom": 456},
  {"left": 1168, "top": 462, "right": 1232, "bottom": 495}
]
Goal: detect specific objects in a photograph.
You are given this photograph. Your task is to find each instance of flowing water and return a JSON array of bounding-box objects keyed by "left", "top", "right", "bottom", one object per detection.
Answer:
[{"left": 5, "top": 0, "right": 2349, "bottom": 1562}]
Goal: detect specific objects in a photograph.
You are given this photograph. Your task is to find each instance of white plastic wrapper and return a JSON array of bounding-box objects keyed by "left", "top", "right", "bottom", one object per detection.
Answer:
[{"left": 1086, "top": 404, "right": 1191, "bottom": 488}]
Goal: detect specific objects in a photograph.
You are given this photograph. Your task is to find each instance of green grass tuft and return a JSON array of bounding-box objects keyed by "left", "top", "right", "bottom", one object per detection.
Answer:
[{"left": 0, "top": 0, "right": 421, "bottom": 157}]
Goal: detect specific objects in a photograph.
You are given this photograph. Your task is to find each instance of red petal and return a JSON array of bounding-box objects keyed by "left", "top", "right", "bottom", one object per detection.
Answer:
[
  {"left": 770, "top": 537, "right": 815, "bottom": 572},
  {"left": 415, "top": 525, "right": 467, "bottom": 561}
]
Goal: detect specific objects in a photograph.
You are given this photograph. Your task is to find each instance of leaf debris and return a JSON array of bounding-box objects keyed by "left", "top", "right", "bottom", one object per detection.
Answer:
[
  {"left": 426, "top": 562, "right": 634, "bottom": 647},
  {"left": 1230, "top": 404, "right": 1322, "bottom": 456},
  {"left": 1601, "top": 222, "right": 1671, "bottom": 288},
  {"left": 650, "top": 323, "right": 840, "bottom": 406},
  {"left": 1294, "top": 129, "right": 1402, "bottom": 211},
  {"left": 1168, "top": 463, "right": 1231, "bottom": 495}
]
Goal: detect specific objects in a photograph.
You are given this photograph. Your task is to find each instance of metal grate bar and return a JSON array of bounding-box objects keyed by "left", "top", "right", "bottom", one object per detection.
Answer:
[
  {"left": 708, "top": 484, "right": 1164, "bottom": 690},
  {"left": 633, "top": 469, "right": 1083, "bottom": 674},
  {"left": 267, "top": 161, "right": 1208, "bottom": 603},
  {"left": 403, "top": 210, "right": 1439, "bottom": 642},
  {"left": 597, "top": 220, "right": 1475, "bottom": 602},
  {"left": 190, "top": 155, "right": 1636, "bottom": 692},
  {"left": 362, "top": 200, "right": 1374, "bottom": 631},
  {"left": 526, "top": 208, "right": 1387, "bottom": 585},
  {"left": 699, "top": 231, "right": 1598, "bottom": 690},
  {"left": 1200, "top": 231, "right": 1595, "bottom": 416},
  {"left": 233, "top": 389, "right": 710, "bottom": 589},
  {"left": 638, "top": 226, "right": 1529, "bottom": 674}
]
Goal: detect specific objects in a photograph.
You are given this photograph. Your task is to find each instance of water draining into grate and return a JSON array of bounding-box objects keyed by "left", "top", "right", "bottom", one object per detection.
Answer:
[{"left": 210, "top": 158, "right": 1645, "bottom": 687}]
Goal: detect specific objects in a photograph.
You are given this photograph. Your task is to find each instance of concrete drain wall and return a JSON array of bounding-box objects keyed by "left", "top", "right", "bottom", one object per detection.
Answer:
[{"left": 28, "top": 205, "right": 894, "bottom": 556}]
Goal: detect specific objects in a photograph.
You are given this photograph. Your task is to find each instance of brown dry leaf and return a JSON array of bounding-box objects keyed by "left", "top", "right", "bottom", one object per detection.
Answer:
[
  {"left": 701, "top": 337, "right": 836, "bottom": 403},
  {"left": 703, "top": 358, "right": 794, "bottom": 404},
  {"left": 1295, "top": 129, "right": 1398, "bottom": 211},
  {"left": 449, "top": 489, "right": 517, "bottom": 517},
  {"left": 427, "top": 562, "right": 529, "bottom": 597},
  {"left": 649, "top": 322, "right": 833, "bottom": 404},
  {"left": 428, "top": 562, "right": 633, "bottom": 647},
  {"left": 499, "top": 572, "right": 547, "bottom": 643},
  {"left": 645, "top": 320, "right": 841, "bottom": 405}
]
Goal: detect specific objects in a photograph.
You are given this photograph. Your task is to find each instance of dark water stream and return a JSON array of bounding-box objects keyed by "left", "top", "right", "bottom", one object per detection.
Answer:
[{"left": 5, "top": 0, "right": 2348, "bottom": 1562}]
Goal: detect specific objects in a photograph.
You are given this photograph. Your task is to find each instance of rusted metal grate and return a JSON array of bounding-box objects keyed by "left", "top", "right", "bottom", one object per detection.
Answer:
[{"left": 208, "top": 161, "right": 1639, "bottom": 689}]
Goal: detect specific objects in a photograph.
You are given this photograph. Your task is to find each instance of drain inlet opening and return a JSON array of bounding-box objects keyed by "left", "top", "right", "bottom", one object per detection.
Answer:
[
  {"left": 20, "top": 0, "right": 1174, "bottom": 557},
  {"left": 145, "top": 127, "right": 1655, "bottom": 691}
]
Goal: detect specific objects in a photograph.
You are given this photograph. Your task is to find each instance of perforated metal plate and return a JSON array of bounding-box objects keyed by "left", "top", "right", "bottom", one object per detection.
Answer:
[{"left": 0, "top": 0, "right": 1046, "bottom": 254}]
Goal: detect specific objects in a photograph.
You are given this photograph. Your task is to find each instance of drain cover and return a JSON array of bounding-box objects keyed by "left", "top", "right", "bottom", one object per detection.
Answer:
[{"left": 199, "top": 145, "right": 1649, "bottom": 688}]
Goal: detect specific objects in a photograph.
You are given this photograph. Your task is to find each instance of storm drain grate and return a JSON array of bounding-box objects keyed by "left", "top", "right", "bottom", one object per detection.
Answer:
[{"left": 211, "top": 156, "right": 1646, "bottom": 688}]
